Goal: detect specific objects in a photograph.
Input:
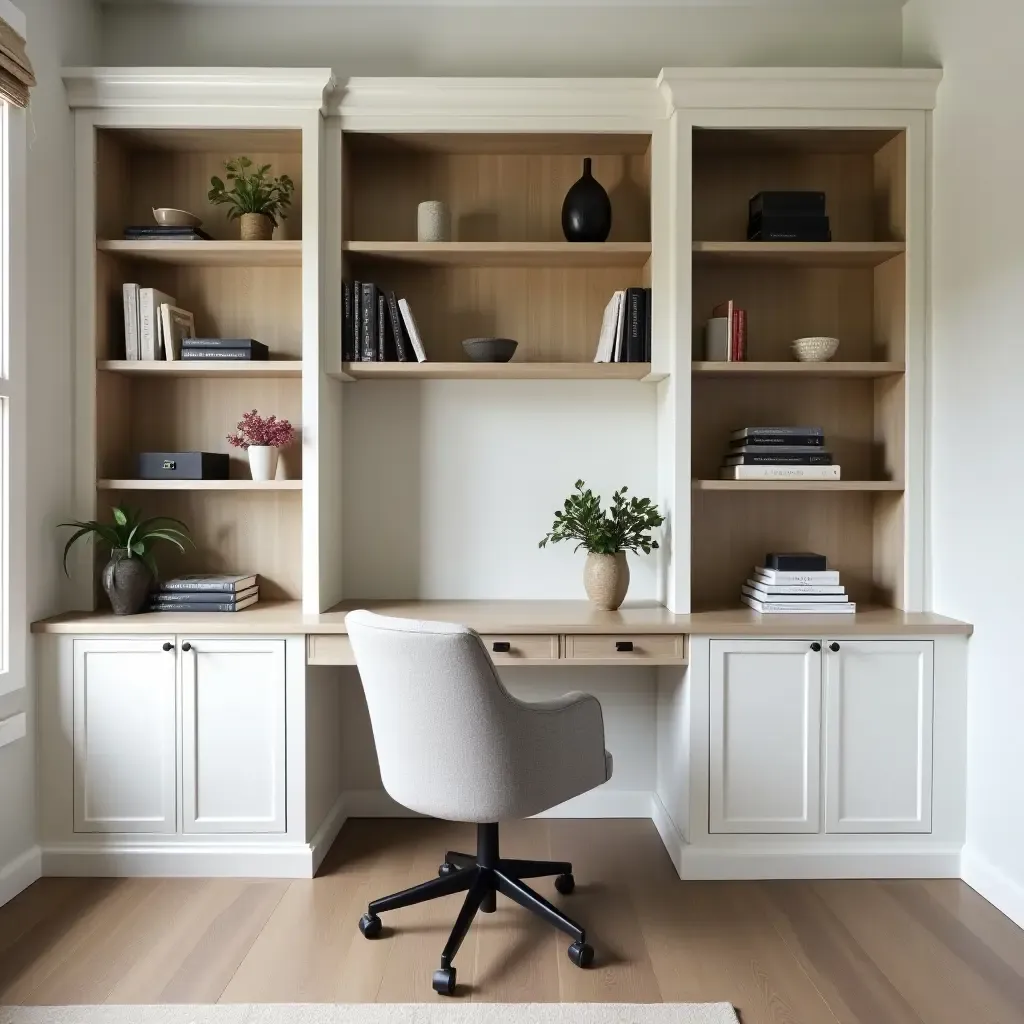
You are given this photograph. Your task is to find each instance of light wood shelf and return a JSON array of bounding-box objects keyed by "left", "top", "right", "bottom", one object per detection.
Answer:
[
  {"left": 344, "top": 241, "right": 653, "bottom": 267},
  {"left": 97, "top": 240, "right": 302, "bottom": 266},
  {"left": 334, "top": 362, "right": 663, "bottom": 382},
  {"left": 693, "top": 480, "right": 905, "bottom": 492},
  {"left": 692, "top": 241, "right": 905, "bottom": 268},
  {"left": 97, "top": 479, "right": 303, "bottom": 491},
  {"left": 692, "top": 361, "right": 905, "bottom": 379},
  {"left": 98, "top": 360, "right": 303, "bottom": 378}
]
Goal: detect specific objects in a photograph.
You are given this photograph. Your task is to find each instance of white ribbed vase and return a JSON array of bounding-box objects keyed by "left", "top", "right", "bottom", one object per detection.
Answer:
[
  {"left": 583, "top": 552, "right": 630, "bottom": 611},
  {"left": 248, "top": 445, "right": 280, "bottom": 482},
  {"left": 417, "top": 201, "right": 451, "bottom": 242}
]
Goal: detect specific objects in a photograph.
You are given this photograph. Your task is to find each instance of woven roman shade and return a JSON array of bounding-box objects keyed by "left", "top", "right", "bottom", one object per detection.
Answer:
[{"left": 0, "top": 16, "right": 33, "bottom": 107}]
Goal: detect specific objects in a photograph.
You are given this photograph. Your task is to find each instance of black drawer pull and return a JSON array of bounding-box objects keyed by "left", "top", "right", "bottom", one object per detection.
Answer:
[
  {"left": 492, "top": 641, "right": 511, "bottom": 653},
  {"left": 829, "top": 642, "right": 840, "bottom": 652},
  {"left": 162, "top": 642, "right": 173, "bottom": 652},
  {"left": 810, "top": 642, "right": 821, "bottom": 652},
  {"left": 615, "top": 641, "right": 634, "bottom": 653},
  {"left": 181, "top": 642, "right": 192, "bottom": 652}
]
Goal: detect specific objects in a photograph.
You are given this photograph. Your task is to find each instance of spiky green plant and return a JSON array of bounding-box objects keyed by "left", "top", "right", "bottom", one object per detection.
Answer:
[
  {"left": 208, "top": 156, "right": 295, "bottom": 227},
  {"left": 539, "top": 480, "right": 664, "bottom": 555}
]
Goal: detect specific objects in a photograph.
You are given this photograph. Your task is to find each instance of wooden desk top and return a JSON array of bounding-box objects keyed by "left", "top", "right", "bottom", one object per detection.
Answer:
[{"left": 31, "top": 599, "right": 972, "bottom": 636}]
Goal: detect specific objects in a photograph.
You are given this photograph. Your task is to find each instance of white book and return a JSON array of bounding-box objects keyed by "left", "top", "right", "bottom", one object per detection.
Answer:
[
  {"left": 122, "top": 283, "right": 140, "bottom": 359},
  {"left": 594, "top": 291, "right": 624, "bottom": 363},
  {"left": 398, "top": 298, "right": 427, "bottom": 362},
  {"left": 745, "top": 578, "right": 846, "bottom": 595},
  {"left": 755, "top": 568, "right": 841, "bottom": 585},
  {"left": 741, "top": 584, "right": 848, "bottom": 603},
  {"left": 720, "top": 464, "right": 841, "bottom": 481},
  {"left": 703, "top": 317, "right": 730, "bottom": 362},
  {"left": 139, "top": 288, "right": 176, "bottom": 360},
  {"left": 742, "top": 596, "right": 857, "bottom": 614},
  {"left": 159, "top": 304, "right": 196, "bottom": 360}
]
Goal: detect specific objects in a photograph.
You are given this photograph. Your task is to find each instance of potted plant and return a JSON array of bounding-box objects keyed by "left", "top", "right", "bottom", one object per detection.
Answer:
[
  {"left": 208, "top": 156, "right": 295, "bottom": 241},
  {"left": 59, "top": 506, "right": 193, "bottom": 615},
  {"left": 539, "top": 480, "right": 664, "bottom": 611},
  {"left": 228, "top": 409, "right": 297, "bottom": 482}
]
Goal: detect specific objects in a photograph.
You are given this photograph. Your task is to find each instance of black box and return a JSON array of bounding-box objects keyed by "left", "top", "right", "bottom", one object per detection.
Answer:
[
  {"left": 765, "top": 552, "right": 828, "bottom": 572},
  {"left": 749, "top": 191, "right": 826, "bottom": 218},
  {"left": 137, "top": 451, "right": 230, "bottom": 480},
  {"left": 748, "top": 213, "right": 832, "bottom": 242}
]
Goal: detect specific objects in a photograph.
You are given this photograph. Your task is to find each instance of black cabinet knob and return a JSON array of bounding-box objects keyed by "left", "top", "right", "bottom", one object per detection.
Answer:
[
  {"left": 181, "top": 642, "right": 192, "bottom": 652},
  {"left": 810, "top": 642, "right": 821, "bottom": 652},
  {"left": 829, "top": 642, "right": 840, "bottom": 652},
  {"left": 162, "top": 642, "right": 173, "bottom": 652},
  {"left": 492, "top": 641, "right": 511, "bottom": 653},
  {"left": 615, "top": 641, "right": 634, "bottom": 652}
]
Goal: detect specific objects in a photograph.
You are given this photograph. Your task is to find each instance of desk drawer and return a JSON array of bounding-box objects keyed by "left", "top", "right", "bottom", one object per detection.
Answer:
[
  {"left": 482, "top": 634, "right": 559, "bottom": 664},
  {"left": 563, "top": 633, "right": 687, "bottom": 665},
  {"left": 307, "top": 634, "right": 355, "bottom": 665}
]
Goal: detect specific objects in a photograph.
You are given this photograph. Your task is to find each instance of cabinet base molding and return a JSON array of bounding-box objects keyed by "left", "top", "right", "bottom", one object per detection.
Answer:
[
  {"left": 309, "top": 794, "right": 348, "bottom": 876},
  {"left": 0, "top": 845, "right": 42, "bottom": 909},
  {"left": 961, "top": 846, "right": 1024, "bottom": 931}
]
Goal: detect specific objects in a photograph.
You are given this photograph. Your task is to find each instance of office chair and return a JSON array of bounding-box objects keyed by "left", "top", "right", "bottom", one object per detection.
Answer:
[{"left": 345, "top": 609, "right": 613, "bottom": 995}]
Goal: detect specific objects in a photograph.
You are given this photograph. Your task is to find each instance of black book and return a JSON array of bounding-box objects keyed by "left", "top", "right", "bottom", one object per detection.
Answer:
[
  {"left": 184, "top": 337, "right": 269, "bottom": 354},
  {"left": 748, "top": 214, "right": 832, "bottom": 242},
  {"left": 360, "top": 282, "right": 377, "bottom": 361},
  {"left": 625, "top": 287, "right": 644, "bottom": 363},
  {"left": 643, "top": 287, "right": 652, "bottom": 362},
  {"left": 153, "top": 585, "right": 259, "bottom": 605},
  {"left": 342, "top": 281, "right": 354, "bottom": 362},
  {"left": 386, "top": 291, "right": 410, "bottom": 361},
  {"left": 728, "top": 434, "right": 825, "bottom": 448},
  {"left": 124, "top": 227, "right": 213, "bottom": 241},
  {"left": 724, "top": 453, "right": 833, "bottom": 466},
  {"left": 765, "top": 553, "right": 828, "bottom": 572},
  {"left": 377, "top": 292, "right": 388, "bottom": 361},
  {"left": 351, "top": 281, "right": 362, "bottom": 362},
  {"left": 149, "top": 595, "right": 260, "bottom": 613},
  {"left": 748, "top": 191, "right": 826, "bottom": 218},
  {"left": 156, "top": 574, "right": 257, "bottom": 594},
  {"left": 181, "top": 349, "right": 268, "bottom": 361}
]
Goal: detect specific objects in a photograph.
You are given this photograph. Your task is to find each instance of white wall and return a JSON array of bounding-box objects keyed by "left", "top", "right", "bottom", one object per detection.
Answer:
[
  {"left": 0, "top": 0, "right": 98, "bottom": 906},
  {"left": 96, "top": 2, "right": 903, "bottom": 72},
  {"left": 904, "top": 0, "right": 1024, "bottom": 929}
]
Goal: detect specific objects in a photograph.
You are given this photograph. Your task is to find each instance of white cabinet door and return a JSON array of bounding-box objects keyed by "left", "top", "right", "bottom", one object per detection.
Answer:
[
  {"left": 180, "top": 638, "right": 287, "bottom": 834},
  {"left": 710, "top": 639, "right": 822, "bottom": 834},
  {"left": 824, "top": 639, "right": 934, "bottom": 833},
  {"left": 73, "top": 638, "right": 177, "bottom": 833}
]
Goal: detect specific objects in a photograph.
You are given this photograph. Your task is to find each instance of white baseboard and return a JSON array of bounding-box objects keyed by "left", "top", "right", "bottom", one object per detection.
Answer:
[
  {"left": 0, "top": 845, "right": 41, "bottom": 908},
  {"left": 961, "top": 845, "right": 1024, "bottom": 930},
  {"left": 650, "top": 793, "right": 685, "bottom": 875},
  {"left": 309, "top": 793, "right": 347, "bottom": 875}
]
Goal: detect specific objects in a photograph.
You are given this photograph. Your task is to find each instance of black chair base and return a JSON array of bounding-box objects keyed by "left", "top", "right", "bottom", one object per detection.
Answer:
[{"left": 357, "top": 822, "right": 594, "bottom": 995}]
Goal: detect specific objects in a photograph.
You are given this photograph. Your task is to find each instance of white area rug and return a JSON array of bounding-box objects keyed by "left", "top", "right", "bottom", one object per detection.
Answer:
[{"left": 0, "top": 1005, "right": 738, "bottom": 1024}]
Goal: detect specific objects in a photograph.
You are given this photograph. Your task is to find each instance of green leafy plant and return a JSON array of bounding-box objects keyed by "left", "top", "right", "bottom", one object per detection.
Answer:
[
  {"left": 208, "top": 156, "right": 295, "bottom": 227},
  {"left": 58, "top": 506, "right": 193, "bottom": 578},
  {"left": 539, "top": 480, "right": 664, "bottom": 556}
]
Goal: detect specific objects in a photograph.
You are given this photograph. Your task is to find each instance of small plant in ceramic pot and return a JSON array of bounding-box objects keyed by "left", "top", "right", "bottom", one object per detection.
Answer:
[
  {"left": 208, "top": 156, "right": 295, "bottom": 241},
  {"left": 58, "top": 506, "right": 193, "bottom": 615},
  {"left": 228, "top": 409, "right": 296, "bottom": 482},
  {"left": 539, "top": 480, "right": 664, "bottom": 611}
]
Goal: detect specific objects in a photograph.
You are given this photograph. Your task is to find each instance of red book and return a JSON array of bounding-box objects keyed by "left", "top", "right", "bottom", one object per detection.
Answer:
[{"left": 735, "top": 309, "right": 747, "bottom": 361}]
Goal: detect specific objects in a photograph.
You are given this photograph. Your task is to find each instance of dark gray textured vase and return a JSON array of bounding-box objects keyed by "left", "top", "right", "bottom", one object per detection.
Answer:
[
  {"left": 102, "top": 550, "right": 153, "bottom": 615},
  {"left": 561, "top": 157, "right": 612, "bottom": 243}
]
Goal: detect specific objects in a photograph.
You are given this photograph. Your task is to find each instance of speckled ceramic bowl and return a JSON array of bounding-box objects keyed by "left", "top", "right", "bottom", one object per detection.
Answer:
[{"left": 792, "top": 336, "right": 840, "bottom": 362}]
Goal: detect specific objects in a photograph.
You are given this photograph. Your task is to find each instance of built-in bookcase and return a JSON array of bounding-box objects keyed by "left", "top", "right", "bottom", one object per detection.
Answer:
[
  {"left": 91, "top": 127, "right": 305, "bottom": 600},
  {"left": 690, "top": 128, "right": 909, "bottom": 610},
  {"left": 340, "top": 132, "right": 654, "bottom": 371}
]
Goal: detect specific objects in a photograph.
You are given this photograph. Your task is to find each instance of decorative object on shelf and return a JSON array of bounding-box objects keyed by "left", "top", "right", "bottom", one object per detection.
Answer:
[
  {"left": 741, "top": 553, "right": 856, "bottom": 614},
  {"left": 227, "top": 409, "right": 297, "bottom": 482},
  {"left": 705, "top": 301, "right": 746, "bottom": 362},
  {"left": 417, "top": 201, "right": 451, "bottom": 242},
  {"left": 158, "top": 304, "right": 196, "bottom": 360},
  {"left": 561, "top": 158, "right": 612, "bottom": 243},
  {"left": 748, "top": 191, "right": 831, "bottom": 242},
  {"left": 207, "top": 156, "right": 294, "bottom": 241},
  {"left": 58, "top": 506, "right": 193, "bottom": 616},
  {"left": 462, "top": 337, "right": 518, "bottom": 363},
  {"left": 792, "top": 336, "right": 840, "bottom": 362},
  {"left": 151, "top": 207, "right": 201, "bottom": 229},
  {"left": 123, "top": 225, "right": 212, "bottom": 241},
  {"left": 149, "top": 573, "right": 260, "bottom": 613},
  {"left": 539, "top": 479, "right": 664, "bottom": 611},
  {"left": 137, "top": 451, "right": 230, "bottom": 481},
  {"left": 594, "top": 287, "right": 652, "bottom": 363},
  {"left": 721, "top": 426, "right": 840, "bottom": 481},
  {"left": 181, "top": 337, "right": 269, "bottom": 362}
]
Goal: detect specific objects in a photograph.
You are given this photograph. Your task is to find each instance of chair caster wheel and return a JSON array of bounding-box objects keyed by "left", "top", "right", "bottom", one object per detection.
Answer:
[
  {"left": 432, "top": 966, "right": 457, "bottom": 995},
  {"left": 358, "top": 912, "right": 382, "bottom": 938},
  {"left": 555, "top": 872, "right": 575, "bottom": 895},
  {"left": 567, "top": 940, "right": 594, "bottom": 968},
  {"left": 438, "top": 862, "right": 458, "bottom": 877}
]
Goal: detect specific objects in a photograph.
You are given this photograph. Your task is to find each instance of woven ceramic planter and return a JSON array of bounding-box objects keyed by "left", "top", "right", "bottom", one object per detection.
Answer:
[
  {"left": 583, "top": 551, "right": 630, "bottom": 611},
  {"left": 240, "top": 212, "right": 274, "bottom": 241}
]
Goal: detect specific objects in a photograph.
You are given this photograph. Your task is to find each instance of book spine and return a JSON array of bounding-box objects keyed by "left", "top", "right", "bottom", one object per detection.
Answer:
[
  {"left": 377, "top": 292, "right": 387, "bottom": 361},
  {"left": 352, "top": 281, "right": 362, "bottom": 362},
  {"left": 741, "top": 585, "right": 847, "bottom": 603},
  {"left": 360, "top": 283, "right": 376, "bottom": 361},
  {"left": 157, "top": 581, "right": 239, "bottom": 592},
  {"left": 736, "top": 309, "right": 747, "bottom": 361},
  {"left": 386, "top": 292, "right": 409, "bottom": 361},
  {"left": 644, "top": 287, "right": 652, "bottom": 362},
  {"left": 721, "top": 465, "right": 840, "bottom": 480},
  {"left": 127, "top": 286, "right": 140, "bottom": 360},
  {"left": 185, "top": 338, "right": 265, "bottom": 351},
  {"left": 730, "top": 437, "right": 825, "bottom": 449},
  {"left": 742, "top": 596, "right": 856, "bottom": 614},
  {"left": 726, "top": 454, "right": 833, "bottom": 466},
  {"left": 342, "top": 281, "right": 353, "bottom": 362},
  {"left": 181, "top": 350, "right": 253, "bottom": 360},
  {"left": 733, "top": 426, "right": 824, "bottom": 438},
  {"left": 747, "top": 583, "right": 846, "bottom": 595},
  {"left": 626, "top": 288, "right": 643, "bottom": 362},
  {"left": 755, "top": 570, "right": 840, "bottom": 584},
  {"left": 149, "top": 602, "right": 252, "bottom": 613}
]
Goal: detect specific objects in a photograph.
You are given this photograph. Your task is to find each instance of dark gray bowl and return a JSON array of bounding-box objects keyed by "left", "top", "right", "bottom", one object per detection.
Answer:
[{"left": 462, "top": 337, "right": 519, "bottom": 363}]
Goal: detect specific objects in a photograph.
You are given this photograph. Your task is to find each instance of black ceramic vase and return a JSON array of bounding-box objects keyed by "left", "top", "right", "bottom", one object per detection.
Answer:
[
  {"left": 561, "top": 158, "right": 612, "bottom": 242},
  {"left": 102, "top": 550, "right": 153, "bottom": 615}
]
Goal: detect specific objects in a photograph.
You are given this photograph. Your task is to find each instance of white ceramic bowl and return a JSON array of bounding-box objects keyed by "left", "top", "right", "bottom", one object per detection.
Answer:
[
  {"left": 792, "top": 336, "right": 840, "bottom": 362},
  {"left": 152, "top": 207, "right": 202, "bottom": 229}
]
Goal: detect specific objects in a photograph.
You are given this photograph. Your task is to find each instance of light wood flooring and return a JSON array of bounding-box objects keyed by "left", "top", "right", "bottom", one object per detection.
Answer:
[{"left": 1, "top": 819, "right": 1023, "bottom": 1023}]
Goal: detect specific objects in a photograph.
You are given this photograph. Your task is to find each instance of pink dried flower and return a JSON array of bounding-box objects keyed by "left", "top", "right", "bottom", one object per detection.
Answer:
[{"left": 227, "top": 409, "right": 296, "bottom": 450}]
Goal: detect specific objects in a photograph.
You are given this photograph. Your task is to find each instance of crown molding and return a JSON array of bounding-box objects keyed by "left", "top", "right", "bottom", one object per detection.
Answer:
[
  {"left": 332, "top": 77, "right": 663, "bottom": 131},
  {"left": 62, "top": 67, "right": 337, "bottom": 111},
  {"left": 658, "top": 67, "right": 942, "bottom": 111}
]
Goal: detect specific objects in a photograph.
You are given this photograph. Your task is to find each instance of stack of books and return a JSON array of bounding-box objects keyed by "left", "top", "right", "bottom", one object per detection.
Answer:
[
  {"left": 149, "top": 574, "right": 260, "bottom": 613},
  {"left": 721, "top": 426, "right": 840, "bottom": 481},
  {"left": 703, "top": 299, "right": 747, "bottom": 361},
  {"left": 593, "top": 287, "right": 652, "bottom": 363},
  {"left": 124, "top": 225, "right": 212, "bottom": 242},
  {"left": 180, "top": 338, "right": 270, "bottom": 362},
  {"left": 121, "top": 284, "right": 195, "bottom": 361},
  {"left": 342, "top": 281, "right": 427, "bottom": 362},
  {"left": 741, "top": 553, "right": 855, "bottom": 614}
]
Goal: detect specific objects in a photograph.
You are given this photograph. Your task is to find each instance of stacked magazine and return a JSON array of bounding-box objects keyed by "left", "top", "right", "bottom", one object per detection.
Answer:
[
  {"left": 148, "top": 574, "right": 259, "bottom": 613},
  {"left": 721, "top": 426, "right": 839, "bottom": 481},
  {"left": 741, "top": 554, "right": 855, "bottom": 614}
]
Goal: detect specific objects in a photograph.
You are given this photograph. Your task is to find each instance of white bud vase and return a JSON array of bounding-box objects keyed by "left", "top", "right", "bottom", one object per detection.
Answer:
[{"left": 248, "top": 445, "right": 279, "bottom": 482}]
